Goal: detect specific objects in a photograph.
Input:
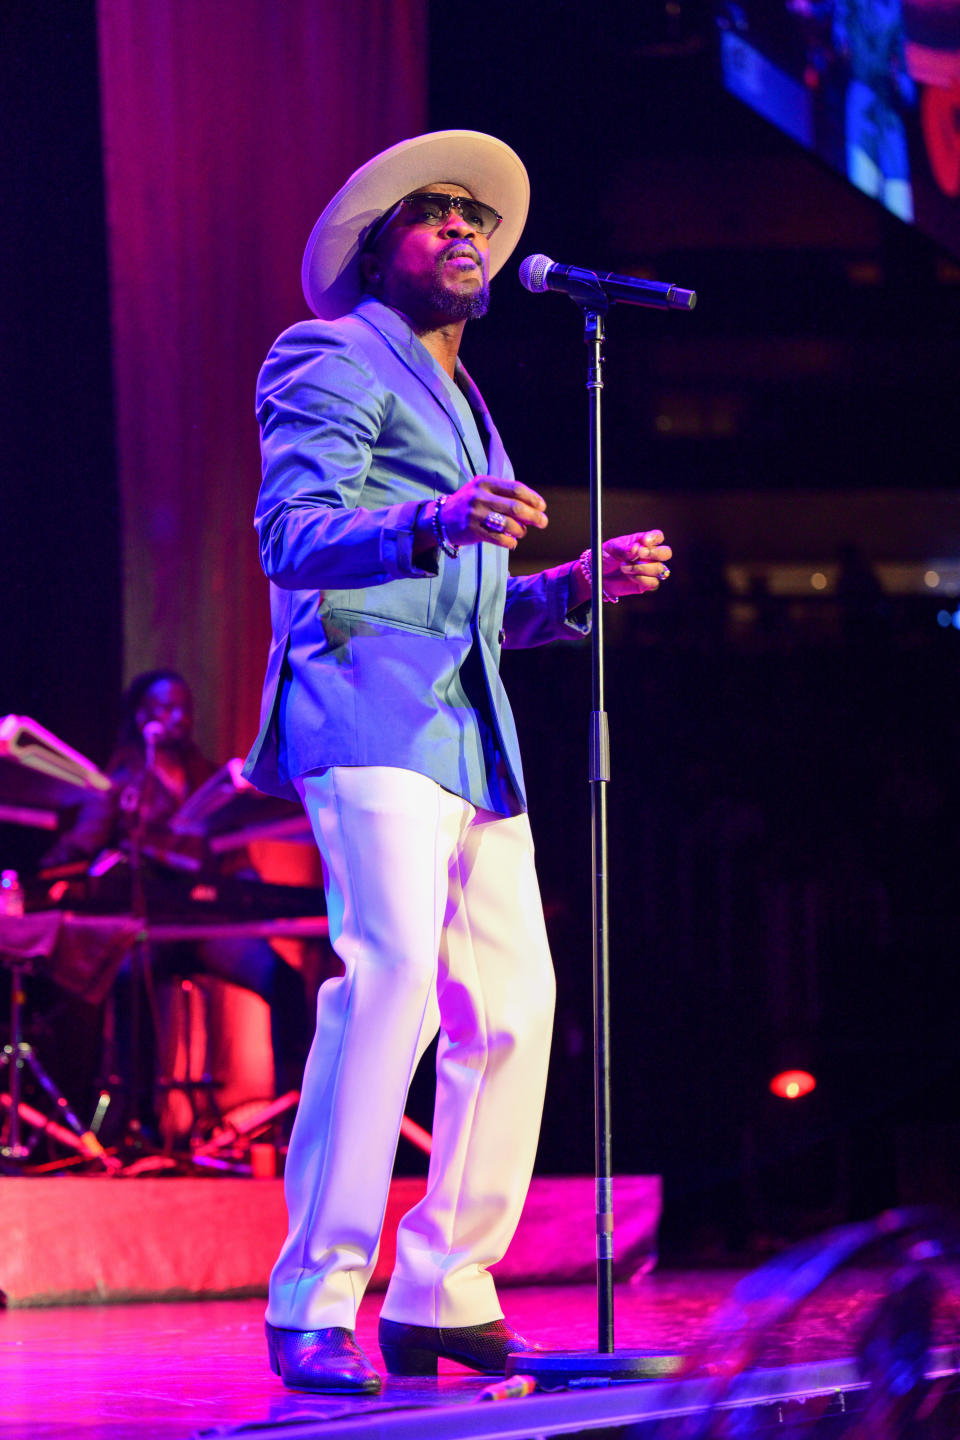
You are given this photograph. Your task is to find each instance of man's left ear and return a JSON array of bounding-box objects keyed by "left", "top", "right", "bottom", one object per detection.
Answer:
[{"left": 359, "top": 251, "right": 382, "bottom": 291}]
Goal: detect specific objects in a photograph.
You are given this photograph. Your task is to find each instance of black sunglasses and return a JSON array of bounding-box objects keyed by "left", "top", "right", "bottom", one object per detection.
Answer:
[{"left": 363, "top": 192, "right": 503, "bottom": 252}]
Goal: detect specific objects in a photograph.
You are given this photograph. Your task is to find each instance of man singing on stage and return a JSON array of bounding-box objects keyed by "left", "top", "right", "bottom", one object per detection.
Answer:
[{"left": 244, "top": 129, "right": 672, "bottom": 1393}]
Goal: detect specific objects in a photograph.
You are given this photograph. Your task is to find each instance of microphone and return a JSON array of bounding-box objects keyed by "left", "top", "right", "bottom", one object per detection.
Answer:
[
  {"left": 519, "top": 253, "right": 696, "bottom": 311},
  {"left": 142, "top": 720, "right": 164, "bottom": 769}
]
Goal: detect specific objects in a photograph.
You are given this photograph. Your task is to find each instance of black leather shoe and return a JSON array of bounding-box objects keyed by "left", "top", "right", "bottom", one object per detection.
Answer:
[
  {"left": 265, "top": 1321, "right": 382, "bottom": 1393},
  {"left": 378, "top": 1317, "right": 540, "bottom": 1376}
]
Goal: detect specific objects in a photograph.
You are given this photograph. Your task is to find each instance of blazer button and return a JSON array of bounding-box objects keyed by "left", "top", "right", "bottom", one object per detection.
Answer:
[{"left": 498, "top": 628, "right": 505, "bottom": 645}]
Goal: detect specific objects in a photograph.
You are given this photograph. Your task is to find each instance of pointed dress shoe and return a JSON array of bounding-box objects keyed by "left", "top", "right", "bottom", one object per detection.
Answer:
[
  {"left": 265, "top": 1321, "right": 382, "bottom": 1393},
  {"left": 378, "top": 1317, "right": 540, "bottom": 1376}
]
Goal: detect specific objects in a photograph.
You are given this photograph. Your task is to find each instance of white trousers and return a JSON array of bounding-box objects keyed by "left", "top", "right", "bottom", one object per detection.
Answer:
[{"left": 266, "top": 766, "right": 556, "bottom": 1331}]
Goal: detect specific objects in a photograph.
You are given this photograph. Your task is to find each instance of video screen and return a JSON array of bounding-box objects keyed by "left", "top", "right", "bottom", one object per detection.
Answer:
[{"left": 717, "top": 1, "right": 960, "bottom": 259}]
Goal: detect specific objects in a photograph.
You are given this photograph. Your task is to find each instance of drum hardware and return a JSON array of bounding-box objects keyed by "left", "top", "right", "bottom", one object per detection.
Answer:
[{"left": 0, "top": 950, "right": 119, "bottom": 1171}]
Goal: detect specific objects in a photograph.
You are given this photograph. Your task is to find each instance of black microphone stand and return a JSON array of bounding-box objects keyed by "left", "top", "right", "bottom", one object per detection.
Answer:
[
  {"left": 510, "top": 278, "right": 689, "bottom": 1385},
  {"left": 122, "top": 728, "right": 162, "bottom": 1149}
]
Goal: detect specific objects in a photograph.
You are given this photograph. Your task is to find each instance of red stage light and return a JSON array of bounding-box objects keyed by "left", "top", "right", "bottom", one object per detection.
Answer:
[{"left": 769, "top": 1069, "right": 816, "bottom": 1100}]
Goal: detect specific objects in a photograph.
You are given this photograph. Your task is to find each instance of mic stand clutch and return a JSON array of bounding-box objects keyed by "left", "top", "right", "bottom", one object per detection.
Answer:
[{"left": 506, "top": 287, "right": 687, "bottom": 1386}]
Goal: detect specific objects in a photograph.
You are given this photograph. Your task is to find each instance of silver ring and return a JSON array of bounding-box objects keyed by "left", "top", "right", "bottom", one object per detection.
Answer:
[{"left": 484, "top": 511, "right": 507, "bottom": 533}]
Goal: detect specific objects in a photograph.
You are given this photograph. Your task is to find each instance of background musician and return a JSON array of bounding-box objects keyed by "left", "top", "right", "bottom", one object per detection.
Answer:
[{"left": 42, "top": 669, "right": 310, "bottom": 1140}]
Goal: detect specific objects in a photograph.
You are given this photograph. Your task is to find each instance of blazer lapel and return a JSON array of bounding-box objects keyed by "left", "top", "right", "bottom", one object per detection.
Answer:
[
  {"left": 356, "top": 301, "right": 489, "bottom": 478},
  {"left": 456, "top": 362, "right": 509, "bottom": 479}
]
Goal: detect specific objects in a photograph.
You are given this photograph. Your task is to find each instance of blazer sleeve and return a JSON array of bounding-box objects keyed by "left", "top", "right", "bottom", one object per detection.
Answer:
[
  {"left": 254, "top": 322, "right": 435, "bottom": 592},
  {"left": 501, "top": 563, "right": 592, "bottom": 649}
]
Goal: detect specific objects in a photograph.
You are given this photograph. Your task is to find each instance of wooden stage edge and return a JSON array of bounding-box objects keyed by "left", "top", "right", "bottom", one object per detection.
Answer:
[{"left": 0, "top": 1172, "right": 661, "bottom": 1308}]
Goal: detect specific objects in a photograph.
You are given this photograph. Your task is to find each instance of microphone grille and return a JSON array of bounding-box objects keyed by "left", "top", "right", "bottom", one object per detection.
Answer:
[{"left": 518, "top": 253, "right": 553, "bottom": 293}]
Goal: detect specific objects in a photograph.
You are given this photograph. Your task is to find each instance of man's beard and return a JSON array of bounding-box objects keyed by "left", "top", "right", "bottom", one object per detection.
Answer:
[
  {"left": 427, "top": 276, "right": 490, "bottom": 320},
  {"left": 428, "top": 245, "right": 490, "bottom": 319}
]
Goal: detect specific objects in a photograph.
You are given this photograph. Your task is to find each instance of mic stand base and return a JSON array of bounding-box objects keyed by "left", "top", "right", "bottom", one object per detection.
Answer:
[{"left": 505, "top": 1347, "right": 685, "bottom": 1387}]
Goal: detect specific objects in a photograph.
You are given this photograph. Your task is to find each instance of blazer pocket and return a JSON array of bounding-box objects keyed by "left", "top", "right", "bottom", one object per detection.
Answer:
[
  {"left": 327, "top": 571, "right": 437, "bottom": 629},
  {"left": 332, "top": 607, "right": 445, "bottom": 639}
]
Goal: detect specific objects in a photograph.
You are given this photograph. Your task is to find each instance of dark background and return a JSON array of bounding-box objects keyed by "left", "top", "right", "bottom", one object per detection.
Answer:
[{"left": 4, "top": 1, "right": 960, "bottom": 1255}]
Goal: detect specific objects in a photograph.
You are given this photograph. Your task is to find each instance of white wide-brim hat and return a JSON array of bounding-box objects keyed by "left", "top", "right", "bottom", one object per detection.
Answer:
[{"left": 301, "top": 130, "right": 530, "bottom": 320}]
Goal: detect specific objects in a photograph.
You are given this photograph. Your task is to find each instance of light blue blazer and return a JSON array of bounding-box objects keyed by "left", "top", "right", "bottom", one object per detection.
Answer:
[{"left": 243, "top": 298, "right": 586, "bottom": 814}]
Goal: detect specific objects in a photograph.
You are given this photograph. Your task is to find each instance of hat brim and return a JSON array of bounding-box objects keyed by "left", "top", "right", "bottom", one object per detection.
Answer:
[{"left": 301, "top": 130, "right": 529, "bottom": 320}]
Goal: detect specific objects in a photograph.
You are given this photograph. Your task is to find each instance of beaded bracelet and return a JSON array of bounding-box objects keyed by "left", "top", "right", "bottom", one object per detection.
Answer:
[
  {"left": 578, "top": 549, "right": 619, "bottom": 604},
  {"left": 433, "top": 496, "right": 460, "bottom": 558}
]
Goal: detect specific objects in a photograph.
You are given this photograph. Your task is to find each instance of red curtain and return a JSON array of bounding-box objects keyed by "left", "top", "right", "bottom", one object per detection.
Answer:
[{"left": 96, "top": 0, "right": 426, "bottom": 762}]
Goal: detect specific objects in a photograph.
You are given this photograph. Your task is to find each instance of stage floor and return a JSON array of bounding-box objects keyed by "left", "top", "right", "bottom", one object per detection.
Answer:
[{"left": 4, "top": 1270, "right": 960, "bottom": 1440}]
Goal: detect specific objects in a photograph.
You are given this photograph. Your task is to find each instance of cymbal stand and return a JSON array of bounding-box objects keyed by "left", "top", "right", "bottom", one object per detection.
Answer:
[{"left": 1, "top": 953, "right": 116, "bottom": 1170}]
